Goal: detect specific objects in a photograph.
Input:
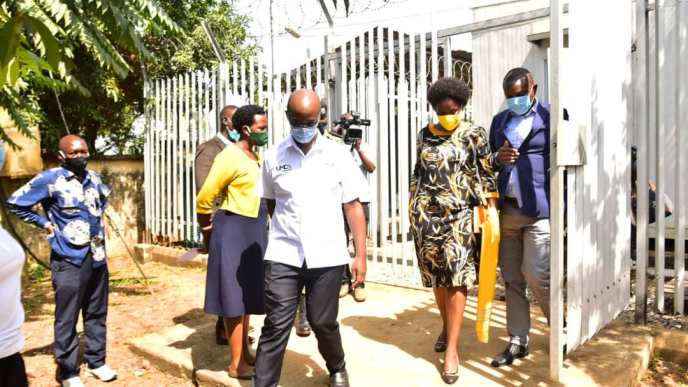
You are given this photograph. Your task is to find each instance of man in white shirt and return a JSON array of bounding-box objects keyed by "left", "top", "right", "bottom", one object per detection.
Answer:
[{"left": 253, "top": 89, "right": 367, "bottom": 387}]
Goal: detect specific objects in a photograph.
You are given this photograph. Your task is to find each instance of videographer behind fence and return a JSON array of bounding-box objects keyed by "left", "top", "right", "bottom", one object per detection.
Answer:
[{"left": 330, "top": 112, "right": 376, "bottom": 302}]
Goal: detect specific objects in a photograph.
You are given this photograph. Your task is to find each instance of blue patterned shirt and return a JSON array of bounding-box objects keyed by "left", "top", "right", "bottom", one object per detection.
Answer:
[{"left": 6, "top": 167, "right": 111, "bottom": 267}]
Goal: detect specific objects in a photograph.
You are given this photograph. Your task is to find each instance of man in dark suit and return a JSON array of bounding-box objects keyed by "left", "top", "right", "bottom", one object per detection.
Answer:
[
  {"left": 488, "top": 67, "right": 551, "bottom": 368},
  {"left": 194, "top": 104, "right": 237, "bottom": 345}
]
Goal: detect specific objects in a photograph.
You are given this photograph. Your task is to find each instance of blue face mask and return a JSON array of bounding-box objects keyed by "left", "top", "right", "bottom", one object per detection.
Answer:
[
  {"left": 228, "top": 129, "right": 241, "bottom": 142},
  {"left": 291, "top": 125, "right": 318, "bottom": 144},
  {"left": 506, "top": 95, "right": 532, "bottom": 116}
]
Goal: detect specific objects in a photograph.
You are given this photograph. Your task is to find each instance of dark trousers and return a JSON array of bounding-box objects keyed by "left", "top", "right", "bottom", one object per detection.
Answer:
[
  {"left": 51, "top": 253, "right": 109, "bottom": 380},
  {"left": 253, "top": 262, "right": 346, "bottom": 387},
  {"left": 0, "top": 352, "right": 28, "bottom": 387}
]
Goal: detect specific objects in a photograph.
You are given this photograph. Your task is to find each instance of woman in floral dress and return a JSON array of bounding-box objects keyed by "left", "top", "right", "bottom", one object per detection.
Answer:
[{"left": 409, "top": 77, "right": 499, "bottom": 384}]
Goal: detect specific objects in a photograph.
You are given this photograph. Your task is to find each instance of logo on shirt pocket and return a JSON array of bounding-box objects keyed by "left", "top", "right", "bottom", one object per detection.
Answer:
[{"left": 275, "top": 164, "right": 292, "bottom": 172}]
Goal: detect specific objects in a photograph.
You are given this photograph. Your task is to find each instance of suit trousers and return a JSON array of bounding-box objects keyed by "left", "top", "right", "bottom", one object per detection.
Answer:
[
  {"left": 51, "top": 253, "right": 109, "bottom": 380},
  {"left": 253, "top": 261, "right": 346, "bottom": 387},
  {"left": 499, "top": 200, "right": 550, "bottom": 346}
]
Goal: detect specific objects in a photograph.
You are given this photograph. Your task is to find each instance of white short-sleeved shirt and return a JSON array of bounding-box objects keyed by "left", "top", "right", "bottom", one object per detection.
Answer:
[
  {"left": 0, "top": 227, "right": 25, "bottom": 359},
  {"left": 259, "top": 134, "right": 364, "bottom": 269}
]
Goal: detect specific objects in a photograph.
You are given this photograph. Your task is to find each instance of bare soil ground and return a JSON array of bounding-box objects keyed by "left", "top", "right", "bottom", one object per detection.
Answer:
[
  {"left": 21, "top": 255, "right": 205, "bottom": 386},
  {"left": 639, "top": 354, "right": 688, "bottom": 387}
]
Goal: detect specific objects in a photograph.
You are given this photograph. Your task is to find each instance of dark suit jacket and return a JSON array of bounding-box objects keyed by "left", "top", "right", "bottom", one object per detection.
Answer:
[
  {"left": 194, "top": 136, "right": 226, "bottom": 194},
  {"left": 489, "top": 103, "right": 551, "bottom": 219}
]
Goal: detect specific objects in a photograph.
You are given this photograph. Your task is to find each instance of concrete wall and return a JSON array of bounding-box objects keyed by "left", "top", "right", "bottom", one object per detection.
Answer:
[{"left": 0, "top": 157, "right": 144, "bottom": 260}]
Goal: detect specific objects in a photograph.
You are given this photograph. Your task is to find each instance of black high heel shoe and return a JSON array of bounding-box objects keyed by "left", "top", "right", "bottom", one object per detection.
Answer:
[{"left": 434, "top": 331, "right": 447, "bottom": 352}]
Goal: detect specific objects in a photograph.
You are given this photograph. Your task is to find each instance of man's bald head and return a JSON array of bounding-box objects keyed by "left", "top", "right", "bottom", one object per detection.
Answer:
[
  {"left": 58, "top": 135, "right": 89, "bottom": 160},
  {"left": 286, "top": 89, "right": 321, "bottom": 125}
]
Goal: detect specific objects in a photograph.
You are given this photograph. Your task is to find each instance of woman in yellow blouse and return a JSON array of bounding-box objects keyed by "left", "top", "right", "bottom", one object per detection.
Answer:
[{"left": 196, "top": 104, "right": 269, "bottom": 379}]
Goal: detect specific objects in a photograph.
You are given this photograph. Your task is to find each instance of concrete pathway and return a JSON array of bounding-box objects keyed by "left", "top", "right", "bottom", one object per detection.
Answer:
[{"left": 130, "top": 283, "right": 652, "bottom": 386}]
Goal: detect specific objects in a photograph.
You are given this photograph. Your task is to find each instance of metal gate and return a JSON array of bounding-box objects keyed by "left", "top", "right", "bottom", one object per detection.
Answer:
[
  {"left": 142, "top": 3, "right": 662, "bottom": 381},
  {"left": 634, "top": 0, "right": 687, "bottom": 318}
]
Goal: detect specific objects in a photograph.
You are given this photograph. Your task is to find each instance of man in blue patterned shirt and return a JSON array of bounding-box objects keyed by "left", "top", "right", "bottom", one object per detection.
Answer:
[{"left": 6, "top": 135, "right": 117, "bottom": 387}]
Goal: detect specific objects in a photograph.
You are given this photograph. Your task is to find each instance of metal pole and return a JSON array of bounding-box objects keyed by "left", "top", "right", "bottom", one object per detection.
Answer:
[
  {"left": 634, "top": 0, "right": 650, "bottom": 324},
  {"left": 270, "top": 0, "right": 275, "bottom": 83},
  {"left": 549, "top": 0, "right": 565, "bottom": 381},
  {"left": 319, "top": 0, "right": 335, "bottom": 130}
]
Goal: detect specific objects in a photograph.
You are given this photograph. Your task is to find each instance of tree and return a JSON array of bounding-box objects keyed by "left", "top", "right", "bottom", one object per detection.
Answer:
[
  {"left": 1, "top": 0, "right": 256, "bottom": 155},
  {"left": 0, "top": 0, "right": 180, "bottom": 149}
]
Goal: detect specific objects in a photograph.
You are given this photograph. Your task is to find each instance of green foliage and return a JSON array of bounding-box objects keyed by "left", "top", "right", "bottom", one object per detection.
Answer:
[
  {"left": 1, "top": 0, "right": 256, "bottom": 155},
  {"left": 145, "top": 0, "right": 256, "bottom": 79},
  {"left": 0, "top": 0, "right": 180, "bottom": 149}
]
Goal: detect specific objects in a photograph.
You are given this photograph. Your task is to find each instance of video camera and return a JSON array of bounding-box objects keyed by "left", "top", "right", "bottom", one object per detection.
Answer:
[{"left": 333, "top": 112, "right": 371, "bottom": 146}]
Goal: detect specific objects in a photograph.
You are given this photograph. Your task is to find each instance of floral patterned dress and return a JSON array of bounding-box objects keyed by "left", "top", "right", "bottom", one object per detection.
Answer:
[{"left": 409, "top": 124, "right": 498, "bottom": 288}]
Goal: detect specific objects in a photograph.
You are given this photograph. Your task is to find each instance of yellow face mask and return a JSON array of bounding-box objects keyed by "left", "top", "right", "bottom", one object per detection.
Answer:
[{"left": 437, "top": 113, "right": 460, "bottom": 131}]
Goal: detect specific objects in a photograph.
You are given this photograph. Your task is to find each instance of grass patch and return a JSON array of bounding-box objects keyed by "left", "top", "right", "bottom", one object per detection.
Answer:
[{"left": 110, "top": 277, "right": 155, "bottom": 286}]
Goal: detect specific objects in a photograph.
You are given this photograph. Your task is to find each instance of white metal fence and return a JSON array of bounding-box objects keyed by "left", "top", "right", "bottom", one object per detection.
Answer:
[
  {"left": 142, "top": 26, "right": 472, "bottom": 288},
  {"left": 142, "top": 5, "right": 680, "bottom": 380},
  {"left": 634, "top": 0, "right": 687, "bottom": 318}
]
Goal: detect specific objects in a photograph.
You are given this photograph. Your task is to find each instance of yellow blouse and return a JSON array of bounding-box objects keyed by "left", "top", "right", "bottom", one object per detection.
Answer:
[{"left": 196, "top": 144, "right": 261, "bottom": 218}]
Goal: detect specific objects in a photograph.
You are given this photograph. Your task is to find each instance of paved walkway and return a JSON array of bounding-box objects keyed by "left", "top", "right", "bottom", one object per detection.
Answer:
[{"left": 130, "top": 283, "right": 652, "bottom": 386}]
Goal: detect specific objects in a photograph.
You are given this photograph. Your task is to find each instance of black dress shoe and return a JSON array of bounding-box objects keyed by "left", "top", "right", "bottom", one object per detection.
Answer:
[
  {"left": 434, "top": 332, "right": 447, "bottom": 353},
  {"left": 490, "top": 343, "right": 529, "bottom": 367},
  {"left": 294, "top": 295, "right": 312, "bottom": 337},
  {"left": 329, "top": 370, "right": 349, "bottom": 387}
]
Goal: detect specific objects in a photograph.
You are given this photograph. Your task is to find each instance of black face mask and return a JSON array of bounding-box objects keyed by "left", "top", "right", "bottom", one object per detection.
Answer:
[{"left": 63, "top": 157, "right": 88, "bottom": 174}]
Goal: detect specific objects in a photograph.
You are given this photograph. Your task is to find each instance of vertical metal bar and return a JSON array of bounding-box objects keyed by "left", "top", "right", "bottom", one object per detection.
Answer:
[
  {"left": 296, "top": 65, "right": 302, "bottom": 89},
  {"left": 349, "top": 36, "right": 357, "bottom": 111},
  {"left": 191, "top": 71, "right": 198, "bottom": 241},
  {"left": 165, "top": 77, "right": 172, "bottom": 239},
  {"left": 656, "top": 0, "right": 666, "bottom": 313},
  {"left": 409, "top": 33, "right": 418, "bottom": 271},
  {"left": 241, "top": 59, "right": 247, "bottom": 103},
  {"left": 368, "top": 29, "right": 379, "bottom": 266},
  {"left": 675, "top": 0, "right": 686, "bottom": 314},
  {"left": 387, "top": 28, "right": 398, "bottom": 269},
  {"left": 178, "top": 74, "right": 186, "bottom": 242},
  {"left": 154, "top": 80, "right": 161, "bottom": 239},
  {"left": 442, "top": 37, "right": 451, "bottom": 78},
  {"left": 397, "top": 32, "right": 409, "bottom": 269},
  {"left": 172, "top": 76, "right": 179, "bottom": 241},
  {"left": 184, "top": 73, "right": 191, "bottom": 242},
  {"left": 377, "top": 27, "right": 390, "bottom": 272},
  {"left": 306, "top": 57, "right": 312, "bottom": 90},
  {"left": 232, "top": 61, "right": 238, "bottom": 100},
  {"left": 316, "top": 55, "right": 323, "bottom": 88},
  {"left": 358, "top": 34, "right": 365, "bottom": 116},
  {"left": 248, "top": 58, "right": 255, "bottom": 104},
  {"left": 550, "top": 0, "right": 565, "bottom": 380},
  {"left": 258, "top": 57, "right": 264, "bottom": 106},
  {"left": 431, "top": 29, "right": 438, "bottom": 83},
  {"left": 143, "top": 80, "right": 150, "bottom": 242},
  {"left": 420, "top": 33, "right": 428, "bottom": 125},
  {"left": 635, "top": 0, "right": 650, "bottom": 323},
  {"left": 341, "top": 42, "right": 348, "bottom": 113}
]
